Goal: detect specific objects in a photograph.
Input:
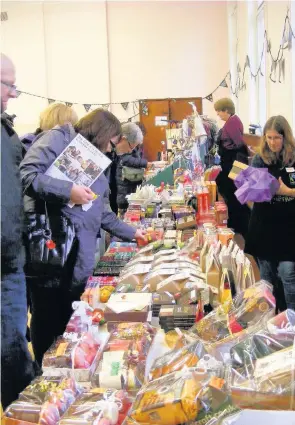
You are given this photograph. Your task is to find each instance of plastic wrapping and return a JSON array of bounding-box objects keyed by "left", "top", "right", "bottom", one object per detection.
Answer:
[
  {"left": 43, "top": 332, "right": 101, "bottom": 370},
  {"left": 148, "top": 340, "right": 207, "bottom": 380},
  {"left": 42, "top": 331, "right": 109, "bottom": 381},
  {"left": 189, "top": 281, "right": 275, "bottom": 344},
  {"left": 59, "top": 388, "right": 133, "bottom": 425},
  {"left": 230, "top": 309, "right": 295, "bottom": 411},
  {"left": 92, "top": 323, "right": 155, "bottom": 392},
  {"left": 127, "top": 368, "right": 231, "bottom": 425},
  {"left": 3, "top": 376, "right": 81, "bottom": 425},
  {"left": 230, "top": 309, "right": 295, "bottom": 370},
  {"left": 230, "top": 344, "right": 295, "bottom": 410}
]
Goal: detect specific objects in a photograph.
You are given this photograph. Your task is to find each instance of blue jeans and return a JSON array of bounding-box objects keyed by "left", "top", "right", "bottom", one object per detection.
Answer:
[
  {"left": 1, "top": 268, "right": 36, "bottom": 408},
  {"left": 257, "top": 259, "right": 295, "bottom": 311}
]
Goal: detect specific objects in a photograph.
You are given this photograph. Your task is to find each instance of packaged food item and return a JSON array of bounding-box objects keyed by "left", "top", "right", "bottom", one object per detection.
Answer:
[
  {"left": 206, "top": 252, "right": 222, "bottom": 297},
  {"left": 189, "top": 281, "right": 276, "bottom": 343},
  {"left": 117, "top": 264, "right": 152, "bottom": 288},
  {"left": 104, "top": 293, "right": 152, "bottom": 323},
  {"left": 128, "top": 368, "right": 231, "bottom": 425},
  {"left": 218, "top": 228, "right": 234, "bottom": 246},
  {"left": 108, "top": 322, "right": 155, "bottom": 341},
  {"left": 42, "top": 331, "right": 109, "bottom": 381},
  {"left": 3, "top": 376, "right": 81, "bottom": 425},
  {"left": 128, "top": 370, "right": 200, "bottom": 425},
  {"left": 164, "top": 329, "right": 187, "bottom": 350},
  {"left": 66, "top": 301, "right": 93, "bottom": 333},
  {"left": 92, "top": 323, "right": 155, "bottom": 392},
  {"left": 152, "top": 292, "right": 175, "bottom": 317},
  {"left": 149, "top": 340, "right": 206, "bottom": 380},
  {"left": 231, "top": 346, "right": 295, "bottom": 410},
  {"left": 230, "top": 309, "right": 295, "bottom": 371},
  {"left": 156, "top": 272, "right": 194, "bottom": 294},
  {"left": 159, "top": 305, "right": 197, "bottom": 331},
  {"left": 59, "top": 388, "right": 133, "bottom": 425}
]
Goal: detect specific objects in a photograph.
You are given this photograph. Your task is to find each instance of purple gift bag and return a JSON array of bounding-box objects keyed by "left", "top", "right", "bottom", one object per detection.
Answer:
[{"left": 234, "top": 166, "right": 280, "bottom": 204}]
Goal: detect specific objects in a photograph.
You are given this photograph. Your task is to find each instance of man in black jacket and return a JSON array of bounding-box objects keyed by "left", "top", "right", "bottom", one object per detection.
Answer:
[{"left": 1, "top": 53, "right": 35, "bottom": 409}]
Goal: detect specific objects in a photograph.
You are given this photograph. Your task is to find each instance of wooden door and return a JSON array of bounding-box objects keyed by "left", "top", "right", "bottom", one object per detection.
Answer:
[
  {"left": 140, "top": 99, "right": 170, "bottom": 161},
  {"left": 140, "top": 97, "right": 203, "bottom": 161},
  {"left": 169, "top": 97, "right": 202, "bottom": 122}
]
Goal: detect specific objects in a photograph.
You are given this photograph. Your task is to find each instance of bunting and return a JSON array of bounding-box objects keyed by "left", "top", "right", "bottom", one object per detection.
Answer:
[
  {"left": 219, "top": 79, "right": 228, "bottom": 88},
  {"left": 83, "top": 104, "right": 92, "bottom": 112},
  {"left": 66, "top": 102, "right": 73, "bottom": 107},
  {"left": 48, "top": 98, "right": 55, "bottom": 104},
  {"left": 205, "top": 94, "right": 213, "bottom": 102},
  {"left": 121, "top": 102, "right": 129, "bottom": 110}
]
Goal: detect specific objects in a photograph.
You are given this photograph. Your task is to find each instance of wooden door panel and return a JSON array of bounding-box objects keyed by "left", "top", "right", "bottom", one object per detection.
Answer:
[
  {"left": 139, "top": 97, "right": 203, "bottom": 162},
  {"left": 140, "top": 99, "right": 169, "bottom": 161},
  {"left": 169, "top": 97, "right": 203, "bottom": 122}
]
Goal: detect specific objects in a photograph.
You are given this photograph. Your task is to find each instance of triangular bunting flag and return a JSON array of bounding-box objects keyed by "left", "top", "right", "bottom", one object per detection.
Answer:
[
  {"left": 103, "top": 104, "right": 110, "bottom": 110},
  {"left": 84, "top": 104, "right": 92, "bottom": 112},
  {"left": 205, "top": 94, "right": 213, "bottom": 102},
  {"left": 271, "top": 59, "right": 278, "bottom": 73},
  {"left": 15, "top": 90, "right": 21, "bottom": 98},
  {"left": 279, "top": 58, "right": 286, "bottom": 82},
  {"left": 267, "top": 40, "right": 271, "bottom": 52},
  {"left": 245, "top": 55, "right": 250, "bottom": 68},
  {"left": 66, "top": 102, "right": 73, "bottom": 107},
  {"left": 219, "top": 79, "right": 228, "bottom": 88},
  {"left": 121, "top": 102, "right": 129, "bottom": 111},
  {"left": 48, "top": 98, "right": 55, "bottom": 104},
  {"left": 288, "top": 28, "right": 293, "bottom": 49},
  {"left": 237, "top": 63, "right": 241, "bottom": 73}
]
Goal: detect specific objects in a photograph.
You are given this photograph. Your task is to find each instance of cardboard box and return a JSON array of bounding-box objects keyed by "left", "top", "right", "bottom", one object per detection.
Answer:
[{"left": 228, "top": 160, "right": 248, "bottom": 180}]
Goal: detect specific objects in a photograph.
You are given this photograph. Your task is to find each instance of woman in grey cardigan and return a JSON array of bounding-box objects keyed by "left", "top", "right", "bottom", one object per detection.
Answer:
[{"left": 20, "top": 109, "right": 145, "bottom": 365}]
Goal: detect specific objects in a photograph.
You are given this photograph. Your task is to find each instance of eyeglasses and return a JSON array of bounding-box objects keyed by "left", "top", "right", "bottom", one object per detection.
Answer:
[{"left": 1, "top": 80, "right": 17, "bottom": 92}]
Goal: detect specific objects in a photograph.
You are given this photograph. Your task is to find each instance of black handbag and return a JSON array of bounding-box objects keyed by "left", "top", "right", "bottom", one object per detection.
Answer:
[{"left": 24, "top": 203, "right": 75, "bottom": 276}]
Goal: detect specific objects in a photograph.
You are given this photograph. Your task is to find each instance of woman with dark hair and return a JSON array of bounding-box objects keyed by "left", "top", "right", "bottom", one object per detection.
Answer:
[
  {"left": 214, "top": 98, "right": 251, "bottom": 238},
  {"left": 20, "top": 108, "right": 145, "bottom": 365},
  {"left": 245, "top": 115, "right": 295, "bottom": 311}
]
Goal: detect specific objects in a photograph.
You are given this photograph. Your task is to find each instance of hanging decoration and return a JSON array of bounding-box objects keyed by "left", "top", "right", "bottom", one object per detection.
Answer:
[
  {"left": 279, "top": 58, "right": 286, "bottom": 83},
  {"left": 219, "top": 79, "right": 228, "bottom": 88},
  {"left": 66, "top": 102, "right": 73, "bottom": 107},
  {"left": 15, "top": 90, "right": 21, "bottom": 98},
  {"left": 121, "top": 102, "right": 129, "bottom": 110},
  {"left": 245, "top": 55, "right": 250, "bottom": 68},
  {"left": 141, "top": 101, "right": 149, "bottom": 116},
  {"left": 83, "top": 104, "right": 92, "bottom": 112},
  {"left": 10, "top": 10, "right": 295, "bottom": 108}
]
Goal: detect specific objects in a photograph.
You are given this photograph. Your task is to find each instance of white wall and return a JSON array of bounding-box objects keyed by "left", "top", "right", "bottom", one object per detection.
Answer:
[
  {"left": 1, "top": 1, "right": 230, "bottom": 135},
  {"left": 228, "top": 0, "right": 295, "bottom": 131}
]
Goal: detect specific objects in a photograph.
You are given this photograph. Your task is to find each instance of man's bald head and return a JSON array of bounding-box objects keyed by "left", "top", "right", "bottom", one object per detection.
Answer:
[{"left": 1, "top": 53, "right": 16, "bottom": 112}]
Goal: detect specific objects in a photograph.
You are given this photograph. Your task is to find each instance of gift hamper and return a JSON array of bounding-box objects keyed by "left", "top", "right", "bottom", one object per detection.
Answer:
[
  {"left": 92, "top": 323, "right": 156, "bottom": 393},
  {"left": 3, "top": 376, "right": 81, "bottom": 425},
  {"left": 58, "top": 388, "right": 133, "bottom": 425}
]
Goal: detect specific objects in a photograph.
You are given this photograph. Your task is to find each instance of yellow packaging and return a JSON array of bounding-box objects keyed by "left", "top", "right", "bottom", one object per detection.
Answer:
[{"left": 130, "top": 372, "right": 200, "bottom": 425}]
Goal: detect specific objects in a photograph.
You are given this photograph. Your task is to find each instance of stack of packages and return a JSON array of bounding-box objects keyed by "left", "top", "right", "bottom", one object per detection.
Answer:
[{"left": 3, "top": 125, "right": 295, "bottom": 425}]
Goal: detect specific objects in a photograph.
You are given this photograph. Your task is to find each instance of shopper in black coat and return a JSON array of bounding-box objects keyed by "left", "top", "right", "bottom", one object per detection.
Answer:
[
  {"left": 1, "top": 53, "right": 36, "bottom": 409},
  {"left": 116, "top": 123, "right": 148, "bottom": 211}
]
